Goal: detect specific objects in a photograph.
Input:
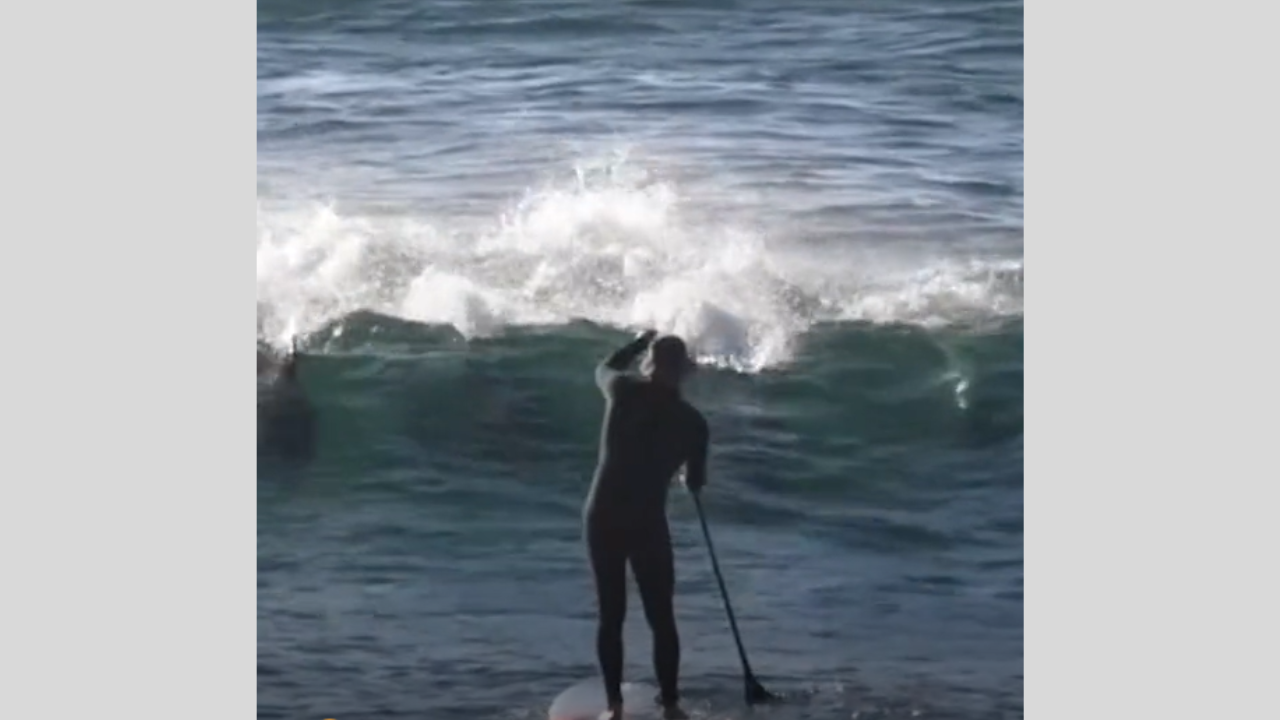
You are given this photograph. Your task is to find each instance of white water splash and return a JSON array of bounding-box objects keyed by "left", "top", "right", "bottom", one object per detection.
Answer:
[{"left": 256, "top": 154, "right": 1022, "bottom": 371}]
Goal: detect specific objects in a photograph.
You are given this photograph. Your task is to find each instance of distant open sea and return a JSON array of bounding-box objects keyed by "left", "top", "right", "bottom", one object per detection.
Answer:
[{"left": 257, "top": 1, "right": 1023, "bottom": 718}]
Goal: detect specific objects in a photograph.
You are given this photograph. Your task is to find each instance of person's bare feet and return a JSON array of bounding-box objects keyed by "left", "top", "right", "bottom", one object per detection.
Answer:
[{"left": 598, "top": 702, "right": 624, "bottom": 720}]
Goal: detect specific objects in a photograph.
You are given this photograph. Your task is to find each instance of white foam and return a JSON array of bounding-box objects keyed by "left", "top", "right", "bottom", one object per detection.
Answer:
[
  {"left": 257, "top": 70, "right": 416, "bottom": 100},
  {"left": 256, "top": 153, "right": 1022, "bottom": 369}
]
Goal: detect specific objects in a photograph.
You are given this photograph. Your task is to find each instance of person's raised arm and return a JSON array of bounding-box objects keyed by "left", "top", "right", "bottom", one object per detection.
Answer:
[
  {"left": 595, "top": 329, "right": 658, "bottom": 394},
  {"left": 281, "top": 336, "right": 300, "bottom": 380}
]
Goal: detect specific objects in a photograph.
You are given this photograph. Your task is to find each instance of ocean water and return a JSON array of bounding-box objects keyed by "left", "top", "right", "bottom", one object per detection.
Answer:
[{"left": 257, "top": 1, "right": 1023, "bottom": 718}]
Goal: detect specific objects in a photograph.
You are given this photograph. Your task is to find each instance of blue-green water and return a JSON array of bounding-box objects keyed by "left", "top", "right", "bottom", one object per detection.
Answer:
[{"left": 257, "top": 1, "right": 1023, "bottom": 718}]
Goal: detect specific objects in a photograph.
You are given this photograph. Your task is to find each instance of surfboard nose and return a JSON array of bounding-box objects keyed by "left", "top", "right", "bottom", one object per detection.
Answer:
[{"left": 549, "top": 678, "right": 658, "bottom": 720}]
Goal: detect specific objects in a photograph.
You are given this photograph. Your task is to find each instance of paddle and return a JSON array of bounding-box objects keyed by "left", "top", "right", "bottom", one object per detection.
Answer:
[{"left": 691, "top": 490, "right": 778, "bottom": 706}]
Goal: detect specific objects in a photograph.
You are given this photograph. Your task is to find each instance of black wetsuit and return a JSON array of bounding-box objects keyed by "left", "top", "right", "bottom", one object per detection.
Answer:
[
  {"left": 583, "top": 335, "right": 709, "bottom": 709},
  {"left": 257, "top": 350, "right": 315, "bottom": 465}
]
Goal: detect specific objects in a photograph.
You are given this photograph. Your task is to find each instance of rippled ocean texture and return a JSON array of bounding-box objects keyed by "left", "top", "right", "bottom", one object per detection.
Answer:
[{"left": 257, "top": 1, "right": 1023, "bottom": 718}]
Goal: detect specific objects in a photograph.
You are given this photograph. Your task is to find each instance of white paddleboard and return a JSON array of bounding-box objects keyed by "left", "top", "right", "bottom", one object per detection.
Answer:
[{"left": 549, "top": 677, "right": 659, "bottom": 720}]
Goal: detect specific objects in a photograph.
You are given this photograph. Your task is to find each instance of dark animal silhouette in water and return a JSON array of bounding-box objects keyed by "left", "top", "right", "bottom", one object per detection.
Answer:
[{"left": 258, "top": 337, "right": 316, "bottom": 468}]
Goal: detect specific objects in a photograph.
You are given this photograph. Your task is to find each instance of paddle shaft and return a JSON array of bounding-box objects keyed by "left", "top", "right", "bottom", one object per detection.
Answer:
[{"left": 691, "top": 492, "right": 758, "bottom": 679}]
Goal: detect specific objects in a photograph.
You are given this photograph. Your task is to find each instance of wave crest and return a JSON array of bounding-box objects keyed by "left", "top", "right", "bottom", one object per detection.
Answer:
[{"left": 257, "top": 154, "right": 1021, "bottom": 371}]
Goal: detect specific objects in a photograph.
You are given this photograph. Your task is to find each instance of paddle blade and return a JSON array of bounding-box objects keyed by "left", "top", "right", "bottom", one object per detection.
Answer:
[{"left": 744, "top": 676, "right": 777, "bottom": 706}]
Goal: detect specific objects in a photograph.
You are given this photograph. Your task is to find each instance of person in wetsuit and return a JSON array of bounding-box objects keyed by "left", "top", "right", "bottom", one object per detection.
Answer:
[
  {"left": 258, "top": 336, "right": 316, "bottom": 466},
  {"left": 584, "top": 330, "right": 708, "bottom": 720}
]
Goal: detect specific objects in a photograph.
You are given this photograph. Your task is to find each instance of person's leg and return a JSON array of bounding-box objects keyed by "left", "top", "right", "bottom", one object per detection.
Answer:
[
  {"left": 631, "top": 520, "right": 681, "bottom": 713},
  {"left": 587, "top": 520, "right": 628, "bottom": 711}
]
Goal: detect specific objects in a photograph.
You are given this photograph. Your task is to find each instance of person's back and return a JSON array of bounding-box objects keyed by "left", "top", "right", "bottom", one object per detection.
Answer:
[
  {"left": 586, "top": 372, "right": 704, "bottom": 525},
  {"left": 582, "top": 330, "right": 706, "bottom": 720}
]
